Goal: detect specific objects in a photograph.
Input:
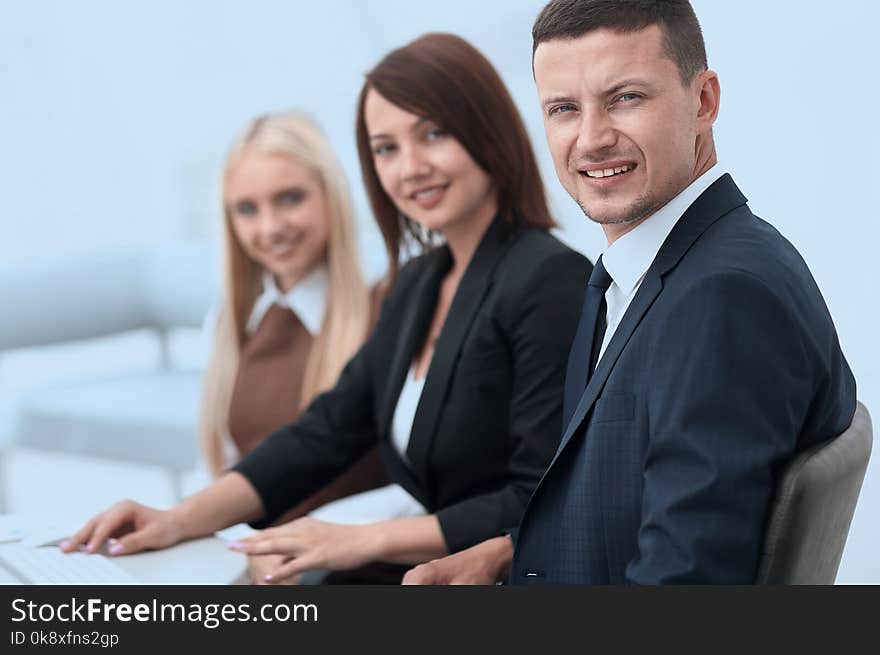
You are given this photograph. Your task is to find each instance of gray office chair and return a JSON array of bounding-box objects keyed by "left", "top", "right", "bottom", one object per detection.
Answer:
[{"left": 756, "top": 401, "right": 872, "bottom": 584}]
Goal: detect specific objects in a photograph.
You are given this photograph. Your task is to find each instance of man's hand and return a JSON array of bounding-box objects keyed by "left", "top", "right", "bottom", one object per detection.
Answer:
[{"left": 402, "top": 536, "right": 513, "bottom": 585}]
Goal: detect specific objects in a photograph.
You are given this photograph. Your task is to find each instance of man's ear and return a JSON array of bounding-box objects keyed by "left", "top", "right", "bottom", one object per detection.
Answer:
[{"left": 695, "top": 69, "right": 721, "bottom": 132}]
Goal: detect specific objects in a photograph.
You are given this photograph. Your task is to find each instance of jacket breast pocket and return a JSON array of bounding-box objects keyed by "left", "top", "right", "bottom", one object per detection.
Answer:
[{"left": 592, "top": 392, "right": 635, "bottom": 423}]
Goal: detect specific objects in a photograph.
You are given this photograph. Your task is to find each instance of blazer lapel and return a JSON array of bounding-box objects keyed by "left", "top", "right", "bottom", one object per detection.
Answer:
[
  {"left": 378, "top": 248, "right": 451, "bottom": 438},
  {"left": 551, "top": 274, "right": 662, "bottom": 464},
  {"left": 548, "top": 174, "right": 750, "bottom": 468},
  {"left": 406, "top": 216, "right": 515, "bottom": 490}
]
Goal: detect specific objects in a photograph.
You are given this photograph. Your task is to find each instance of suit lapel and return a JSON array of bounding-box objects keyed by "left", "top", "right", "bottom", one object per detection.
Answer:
[
  {"left": 406, "top": 217, "right": 514, "bottom": 489},
  {"left": 551, "top": 275, "right": 662, "bottom": 464},
  {"left": 378, "top": 248, "right": 451, "bottom": 438},
  {"left": 547, "top": 174, "right": 749, "bottom": 470}
]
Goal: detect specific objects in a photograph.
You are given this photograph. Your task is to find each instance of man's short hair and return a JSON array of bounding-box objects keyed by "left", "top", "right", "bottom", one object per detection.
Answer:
[{"left": 532, "top": 0, "right": 708, "bottom": 85}]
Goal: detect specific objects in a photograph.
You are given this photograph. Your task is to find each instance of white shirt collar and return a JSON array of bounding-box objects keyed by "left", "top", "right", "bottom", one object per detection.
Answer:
[
  {"left": 245, "top": 266, "right": 328, "bottom": 336},
  {"left": 601, "top": 163, "right": 727, "bottom": 295}
]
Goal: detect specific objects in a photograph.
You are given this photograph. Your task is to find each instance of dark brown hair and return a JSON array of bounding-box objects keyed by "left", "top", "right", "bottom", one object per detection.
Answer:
[
  {"left": 356, "top": 32, "right": 555, "bottom": 279},
  {"left": 532, "top": 0, "right": 707, "bottom": 85}
]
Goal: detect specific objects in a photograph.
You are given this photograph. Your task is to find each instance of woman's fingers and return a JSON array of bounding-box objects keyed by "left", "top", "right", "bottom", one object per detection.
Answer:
[
  {"left": 248, "top": 554, "right": 285, "bottom": 585},
  {"left": 265, "top": 555, "right": 315, "bottom": 583},
  {"left": 230, "top": 536, "right": 299, "bottom": 557},
  {"left": 109, "top": 523, "right": 163, "bottom": 556},
  {"left": 84, "top": 504, "right": 135, "bottom": 554},
  {"left": 228, "top": 519, "right": 339, "bottom": 579},
  {"left": 60, "top": 501, "right": 182, "bottom": 558},
  {"left": 60, "top": 516, "right": 99, "bottom": 553}
]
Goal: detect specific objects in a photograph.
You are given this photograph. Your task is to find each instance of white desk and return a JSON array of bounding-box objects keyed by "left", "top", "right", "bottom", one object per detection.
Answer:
[{"left": 0, "top": 514, "right": 248, "bottom": 584}]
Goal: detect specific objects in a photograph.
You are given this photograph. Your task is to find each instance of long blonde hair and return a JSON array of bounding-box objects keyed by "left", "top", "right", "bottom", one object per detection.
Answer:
[{"left": 200, "top": 112, "right": 370, "bottom": 476}]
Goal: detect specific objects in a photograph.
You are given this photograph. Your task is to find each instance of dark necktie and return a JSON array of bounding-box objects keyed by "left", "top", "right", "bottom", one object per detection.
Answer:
[{"left": 562, "top": 256, "right": 613, "bottom": 429}]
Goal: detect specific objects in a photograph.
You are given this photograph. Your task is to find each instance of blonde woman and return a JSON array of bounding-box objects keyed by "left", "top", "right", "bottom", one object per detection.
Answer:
[{"left": 200, "top": 112, "right": 388, "bottom": 574}]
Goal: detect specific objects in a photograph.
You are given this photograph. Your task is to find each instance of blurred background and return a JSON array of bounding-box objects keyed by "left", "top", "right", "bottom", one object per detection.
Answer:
[{"left": 0, "top": 0, "right": 877, "bottom": 581}]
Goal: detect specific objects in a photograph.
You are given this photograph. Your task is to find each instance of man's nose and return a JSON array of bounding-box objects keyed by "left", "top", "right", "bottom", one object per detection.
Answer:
[{"left": 575, "top": 108, "right": 618, "bottom": 158}]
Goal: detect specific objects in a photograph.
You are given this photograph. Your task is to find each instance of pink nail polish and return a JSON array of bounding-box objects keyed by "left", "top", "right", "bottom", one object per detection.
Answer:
[
  {"left": 108, "top": 543, "right": 123, "bottom": 555},
  {"left": 59, "top": 539, "right": 71, "bottom": 550},
  {"left": 264, "top": 574, "right": 273, "bottom": 581},
  {"left": 228, "top": 541, "right": 245, "bottom": 550}
]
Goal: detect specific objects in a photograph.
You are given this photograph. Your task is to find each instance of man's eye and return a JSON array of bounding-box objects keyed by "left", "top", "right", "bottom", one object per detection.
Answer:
[
  {"left": 548, "top": 104, "right": 576, "bottom": 117},
  {"left": 233, "top": 201, "right": 257, "bottom": 217},
  {"left": 616, "top": 93, "right": 640, "bottom": 104}
]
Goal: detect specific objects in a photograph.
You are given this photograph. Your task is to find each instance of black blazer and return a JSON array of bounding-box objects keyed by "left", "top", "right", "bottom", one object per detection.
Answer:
[
  {"left": 234, "top": 215, "right": 591, "bottom": 552},
  {"left": 511, "top": 175, "right": 856, "bottom": 584}
]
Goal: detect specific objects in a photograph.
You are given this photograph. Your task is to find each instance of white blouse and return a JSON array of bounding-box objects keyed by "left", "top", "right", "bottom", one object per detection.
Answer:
[
  {"left": 245, "top": 268, "right": 328, "bottom": 336},
  {"left": 390, "top": 366, "right": 427, "bottom": 465}
]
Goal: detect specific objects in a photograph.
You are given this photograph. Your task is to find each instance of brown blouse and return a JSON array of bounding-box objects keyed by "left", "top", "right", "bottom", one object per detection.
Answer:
[{"left": 227, "top": 282, "right": 389, "bottom": 521}]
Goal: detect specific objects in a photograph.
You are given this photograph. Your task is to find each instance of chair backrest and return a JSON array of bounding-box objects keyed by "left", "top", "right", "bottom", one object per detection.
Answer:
[{"left": 756, "top": 402, "right": 872, "bottom": 584}]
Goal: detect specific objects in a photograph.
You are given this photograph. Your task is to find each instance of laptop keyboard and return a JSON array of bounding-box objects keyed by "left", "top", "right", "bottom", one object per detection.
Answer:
[{"left": 0, "top": 545, "right": 138, "bottom": 584}]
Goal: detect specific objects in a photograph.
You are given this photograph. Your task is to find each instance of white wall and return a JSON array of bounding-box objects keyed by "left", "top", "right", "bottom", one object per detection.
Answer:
[{"left": 1, "top": 1, "right": 876, "bottom": 581}]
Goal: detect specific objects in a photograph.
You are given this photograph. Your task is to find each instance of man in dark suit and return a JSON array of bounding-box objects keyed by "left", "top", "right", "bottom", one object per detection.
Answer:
[{"left": 403, "top": 0, "right": 856, "bottom": 584}]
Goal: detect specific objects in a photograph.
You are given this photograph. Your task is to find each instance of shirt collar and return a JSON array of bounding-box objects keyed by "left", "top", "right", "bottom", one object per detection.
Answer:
[
  {"left": 601, "top": 163, "right": 726, "bottom": 295},
  {"left": 245, "top": 266, "right": 328, "bottom": 336}
]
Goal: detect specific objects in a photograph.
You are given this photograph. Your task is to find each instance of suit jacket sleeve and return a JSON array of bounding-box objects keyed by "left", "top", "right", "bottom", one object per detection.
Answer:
[
  {"left": 435, "top": 250, "right": 588, "bottom": 552},
  {"left": 626, "top": 271, "right": 816, "bottom": 584}
]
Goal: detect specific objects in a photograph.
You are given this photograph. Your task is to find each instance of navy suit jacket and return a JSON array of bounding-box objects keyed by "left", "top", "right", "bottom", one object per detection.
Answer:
[{"left": 511, "top": 175, "right": 856, "bottom": 584}]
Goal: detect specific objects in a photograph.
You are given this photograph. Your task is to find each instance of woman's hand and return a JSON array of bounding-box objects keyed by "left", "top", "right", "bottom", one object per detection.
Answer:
[
  {"left": 59, "top": 473, "right": 264, "bottom": 558},
  {"left": 59, "top": 500, "right": 186, "bottom": 556},
  {"left": 247, "top": 554, "right": 301, "bottom": 585},
  {"left": 228, "top": 517, "right": 381, "bottom": 583}
]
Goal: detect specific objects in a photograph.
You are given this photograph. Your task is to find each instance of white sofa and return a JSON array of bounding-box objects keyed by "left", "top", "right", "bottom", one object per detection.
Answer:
[{"left": 0, "top": 241, "right": 220, "bottom": 507}]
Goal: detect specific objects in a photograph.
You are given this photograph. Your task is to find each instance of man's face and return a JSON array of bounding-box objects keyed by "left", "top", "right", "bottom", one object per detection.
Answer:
[{"left": 534, "top": 26, "right": 706, "bottom": 230}]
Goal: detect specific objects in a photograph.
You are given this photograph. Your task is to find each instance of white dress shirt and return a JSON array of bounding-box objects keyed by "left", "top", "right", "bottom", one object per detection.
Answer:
[{"left": 597, "top": 164, "right": 727, "bottom": 364}]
